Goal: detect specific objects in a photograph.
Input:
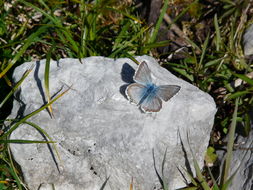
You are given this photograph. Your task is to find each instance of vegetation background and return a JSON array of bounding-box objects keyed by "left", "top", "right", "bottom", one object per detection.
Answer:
[{"left": 0, "top": 0, "right": 252, "bottom": 189}]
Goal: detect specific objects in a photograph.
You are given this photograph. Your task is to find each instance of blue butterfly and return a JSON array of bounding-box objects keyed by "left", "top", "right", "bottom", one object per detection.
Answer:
[{"left": 126, "top": 61, "right": 180, "bottom": 112}]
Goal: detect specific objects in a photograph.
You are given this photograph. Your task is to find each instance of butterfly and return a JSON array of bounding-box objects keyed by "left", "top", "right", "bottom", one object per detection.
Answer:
[{"left": 126, "top": 61, "right": 180, "bottom": 112}]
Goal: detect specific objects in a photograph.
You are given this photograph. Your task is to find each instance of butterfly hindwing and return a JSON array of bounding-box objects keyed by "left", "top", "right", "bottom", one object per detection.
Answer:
[
  {"left": 140, "top": 93, "right": 162, "bottom": 112},
  {"left": 134, "top": 61, "right": 152, "bottom": 85},
  {"left": 157, "top": 85, "right": 180, "bottom": 102}
]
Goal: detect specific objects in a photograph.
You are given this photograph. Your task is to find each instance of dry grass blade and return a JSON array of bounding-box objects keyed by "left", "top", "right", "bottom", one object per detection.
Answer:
[{"left": 129, "top": 177, "right": 133, "bottom": 190}]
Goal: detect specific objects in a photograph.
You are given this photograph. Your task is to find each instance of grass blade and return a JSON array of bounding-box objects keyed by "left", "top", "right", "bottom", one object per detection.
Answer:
[
  {"left": 214, "top": 14, "right": 222, "bottom": 51},
  {"left": 7, "top": 145, "right": 25, "bottom": 190},
  {"left": 112, "top": 21, "right": 131, "bottom": 51},
  {"left": 44, "top": 44, "right": 56, "bottom": 117},
  {"left": 0, "top": 65, "right": 34, "bottom": 109},
  {"left": 180, "top": 166, "right": 198, "bottom": 186},
  {"left": 19, "top": 0, "right": 80, "bottom": 56},
  {"left": 104, "top": 7, "right": 143, "bottom": 24},
  {"left": 222, "top": 134, "right": 253, "bottom": 190},
  {"left": 1, "top": 86, "right": 70, "bottom": 139},
  {"left": 198, "top": 32, "right": 210, "bottom": 70},
  {"left": 170, "top": 67, "right": 194, "bottom": 82},
  {"left": 226, "top": 90, "right": 250, "bottom": 100},
  {"left": 99, "top": 177, "right": 110, "bottom": 190},
  {"left": 142, "top": 40, "right": 171, "bottom": 50},
  {"left": 204, "top": 58, "right": 224, "bottom": 68},
  {"left": 220, "top": 98, "right": 239, "bottom": 185},
  {"left": 0, "top": 139, "right": 55, "bottom": 143},
  {"left": 161, "top": 148, "right": 169, "bottom": 190},
  {"left": 207, "top": 167, "right": 219, "bottom": 190},
  {"left": 231, "top": 72, "right": 253, "bottom": 86},
  {"left": 152, "top": 149, "right": 164, "bottom": 188},
  {"left": 182, "top": 187, "right": 198, "bottom": 190},
  {"left": 185, "top": 38, "right": 201, "bottom": 52},
  {"left": 2, "top": 119, "right": 62, "bottom": 170},
  {"left": 186, "top": 134, "right": 210, "bottom": 190},
  {"left": 149, "top": 0, "right": 169, "bottom": 44},
  {"left": 221, "top": 169, "right": 238, "bottom": 190},
  {"left": 0, "top": 25, "right": 48, "bottom": 78},
  {"left": 109, "top": 25, "right": 150, "bottom": 57},
  {"left": 192, "top": 157, "right": 210, "bottom": 190},
  {"left": 24, "top": 121, "right": 61, "bottom": 162},
  {"left": 219, "top": 0, "right": 235, "bottom": 5}
]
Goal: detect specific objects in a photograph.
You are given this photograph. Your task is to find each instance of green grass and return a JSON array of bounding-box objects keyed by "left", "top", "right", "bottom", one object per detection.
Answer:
[{"left": 0, "top": 0, "right": 253, "bottom": 189}]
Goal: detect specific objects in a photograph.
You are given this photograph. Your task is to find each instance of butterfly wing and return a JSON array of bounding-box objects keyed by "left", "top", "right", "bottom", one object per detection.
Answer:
[
  {"left": 140, "top": 92, "right": 162, "bottom": 112},
  {"left": 126, "top": 83, "right": 147, "bottom": 105},
  {"left": 157, "top": 85, "right": 180, "bottom": 102},
  {"left": 134, "top": 61, "right": 152, "bottom": 85}
]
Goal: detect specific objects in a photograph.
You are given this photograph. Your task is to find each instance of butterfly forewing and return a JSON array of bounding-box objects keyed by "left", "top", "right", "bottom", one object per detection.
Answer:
[
  {"left": 126, "top": 83, "right": 147, "bottom": 104},
  {"left": 134, "top": 61, "right": 152, "bottom": 85},
  {"left": 157, "top": 85, "right": 180, "bottom": 102},
  {"left": 140, "top": 94, "right": 162, "bottom": 112}
]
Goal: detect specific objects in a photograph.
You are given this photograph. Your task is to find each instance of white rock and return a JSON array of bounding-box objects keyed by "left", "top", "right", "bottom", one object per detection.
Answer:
[
  {"left": 9, "top": 56, "right": 216, "bottom": 190},
  {"left": 227, "top": 127, "right": 253, "bottom": 190},
  {"left": 244, "top": 24, "right": 253, "bottom": 56}
]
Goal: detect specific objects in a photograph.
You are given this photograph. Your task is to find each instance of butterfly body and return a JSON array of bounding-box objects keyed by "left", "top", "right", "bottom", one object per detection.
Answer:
[
  {"left": 137, "top": 83, "right": 158, "bottom": 106},
  {"left": 126, "top": 61, "right": 180, "bottom": 112}
]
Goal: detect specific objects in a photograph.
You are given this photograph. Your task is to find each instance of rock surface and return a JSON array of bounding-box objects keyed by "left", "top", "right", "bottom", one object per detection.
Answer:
[
  {"left": 244, "top": 24, "right": 253, "bottom": 57},
  {"left": 227, "top": 121, "right": 253, "bottom": 190},
  {"left": 9, "top": 56, "right": 216, "bottom": 190}
]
